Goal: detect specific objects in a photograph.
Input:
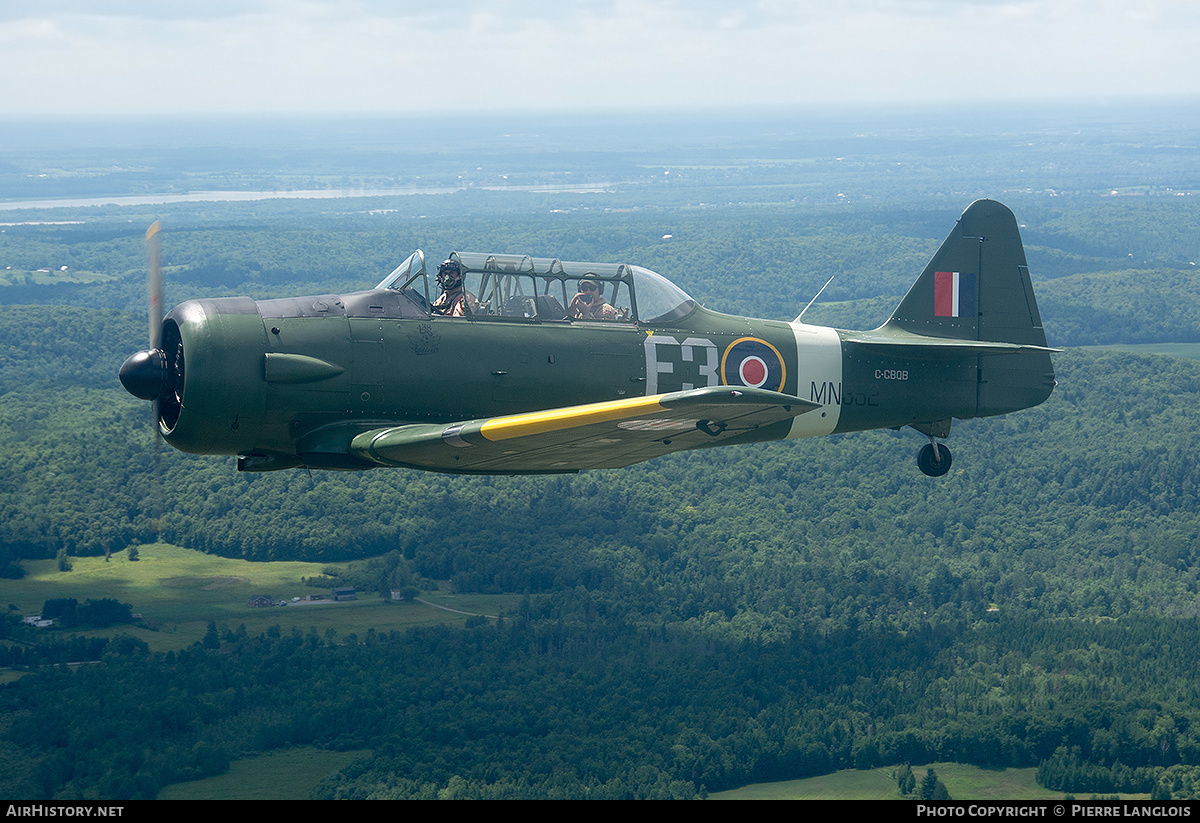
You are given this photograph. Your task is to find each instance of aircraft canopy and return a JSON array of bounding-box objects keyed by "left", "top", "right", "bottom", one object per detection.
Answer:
[{"left": 377, "top": 249, "right": 697, "bottom": 324}]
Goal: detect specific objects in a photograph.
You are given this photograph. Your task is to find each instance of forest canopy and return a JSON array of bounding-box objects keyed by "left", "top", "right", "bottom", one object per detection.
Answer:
[{"left": 2, "top": 115, "right": 1199, "bottom": 798}]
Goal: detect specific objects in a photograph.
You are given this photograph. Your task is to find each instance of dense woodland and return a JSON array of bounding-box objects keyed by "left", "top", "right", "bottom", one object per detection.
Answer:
[
  {"left": 2, "top": 114, "right": 1200, "bottom": 798},
  {"left": 7, "top": 614, "right": 1200, "bottom": 799}
]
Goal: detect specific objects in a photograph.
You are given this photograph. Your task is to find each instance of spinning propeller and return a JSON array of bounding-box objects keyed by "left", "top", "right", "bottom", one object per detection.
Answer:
[
  {"left": 119, "top": 221, "right": 184, "bottom": 429},
  {"left": 117, "top": 221, "right": 175, "bottom": 539}
]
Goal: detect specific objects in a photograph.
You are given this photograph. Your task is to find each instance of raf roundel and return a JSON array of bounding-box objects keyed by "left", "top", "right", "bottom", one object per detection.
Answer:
[
  {"left": 721, "top": 337, "right": 786, "bottom": 392},
  {"left": 739, "top": 355, "right": 768, "bottom": 387}
]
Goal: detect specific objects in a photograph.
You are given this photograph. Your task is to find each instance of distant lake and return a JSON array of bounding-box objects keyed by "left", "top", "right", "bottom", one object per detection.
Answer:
[{"left": 0, "top": 182, "right": 612, "bottom": 211}]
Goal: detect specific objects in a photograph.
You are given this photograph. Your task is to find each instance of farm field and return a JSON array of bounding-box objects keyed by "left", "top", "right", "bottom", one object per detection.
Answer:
[
  {"left": 710, "top": 763, "right": 1141, "bottom": 801},
  {"left": 159, "top": 747, "right": 370, "bottom": 800},
  {"left": 0, "top": 543, "right": 516, "bottom": 651},
  {"left": 1079, "top": 343, "right": 1200, "bottom": 360}
]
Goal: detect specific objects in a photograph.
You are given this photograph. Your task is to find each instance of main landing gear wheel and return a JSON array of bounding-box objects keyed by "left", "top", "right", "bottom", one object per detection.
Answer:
[{"left": 918, "top": 443, "right": 953, "bottom": 477}]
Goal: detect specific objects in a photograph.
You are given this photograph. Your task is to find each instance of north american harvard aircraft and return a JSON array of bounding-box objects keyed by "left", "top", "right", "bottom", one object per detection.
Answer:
[{"left": 119, "top": 199, "right": 1057, "bottom": 477}]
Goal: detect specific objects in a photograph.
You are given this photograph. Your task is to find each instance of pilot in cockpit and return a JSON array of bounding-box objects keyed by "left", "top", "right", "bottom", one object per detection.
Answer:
[
  {"left": 432, "top": 259, "right": 479, "bottom": 317},
  {"left": 568, "top": 277, "right": 619, "bottom": 321}
]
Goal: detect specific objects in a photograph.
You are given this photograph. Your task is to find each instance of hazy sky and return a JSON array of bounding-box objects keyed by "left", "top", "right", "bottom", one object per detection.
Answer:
[{"left": 3, "top": 0, "right": 1199, "bottom": 115}]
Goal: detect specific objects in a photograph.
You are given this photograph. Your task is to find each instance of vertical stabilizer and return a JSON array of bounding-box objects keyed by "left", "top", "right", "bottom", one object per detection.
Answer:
[
  {"left": 885, "top": 200, "right": 1054, "bottom": 417},
  {"left": 885, "top": 199, "right": 1048, "bottom": 348}
]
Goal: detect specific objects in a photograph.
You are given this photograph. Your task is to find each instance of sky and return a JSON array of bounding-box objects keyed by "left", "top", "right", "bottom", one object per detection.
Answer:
[{"left": 2, "top": 0, "right": 1199, "bottom": 116}]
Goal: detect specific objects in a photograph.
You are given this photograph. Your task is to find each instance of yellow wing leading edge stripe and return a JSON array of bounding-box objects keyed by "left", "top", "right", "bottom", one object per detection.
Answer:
[{"left": 478, "top": 394, "right": 669, "bottom": 442}]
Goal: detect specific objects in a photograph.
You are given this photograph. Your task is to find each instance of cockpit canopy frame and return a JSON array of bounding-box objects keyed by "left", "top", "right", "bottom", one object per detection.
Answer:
[{"left": 377, "top": 249, "right": 696, "bottom": 325}]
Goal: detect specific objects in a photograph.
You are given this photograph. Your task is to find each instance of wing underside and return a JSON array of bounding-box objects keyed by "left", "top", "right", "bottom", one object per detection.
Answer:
[{"left": 347, "top": 386, "right": 819, "bottom": 474}]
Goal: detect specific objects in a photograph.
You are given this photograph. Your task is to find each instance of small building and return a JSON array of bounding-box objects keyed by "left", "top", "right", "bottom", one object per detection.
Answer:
[
  {"left": 332, "top": 586, "right": 357, "bottom": 602},
  {"left": 247, "top": 595, "right": 274, "bottom": 607}
]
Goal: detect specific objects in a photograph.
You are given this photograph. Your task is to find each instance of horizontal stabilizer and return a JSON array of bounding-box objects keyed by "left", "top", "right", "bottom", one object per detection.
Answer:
[{"left": 841, "top": 327, "right": 1061, "bottom": 356}]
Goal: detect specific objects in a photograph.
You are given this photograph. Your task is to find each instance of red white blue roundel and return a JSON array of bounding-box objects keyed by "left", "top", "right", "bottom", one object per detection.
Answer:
[{"left": 720, "top": 337, "right": 786, "bottom": 392}]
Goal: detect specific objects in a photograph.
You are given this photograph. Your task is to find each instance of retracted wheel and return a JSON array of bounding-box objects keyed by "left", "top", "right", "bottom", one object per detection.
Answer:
[{"left": 917, "top": 442, "right": 952, "bottom": 477}]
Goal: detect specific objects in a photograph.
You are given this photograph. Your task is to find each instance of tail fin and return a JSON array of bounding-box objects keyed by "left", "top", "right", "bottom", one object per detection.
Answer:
[
  {"left": 886, "top": 199, "right": 1055, "bottom": 416},
  {"left": 886, "top": 199, "right": 1048, "bottom": 348}
]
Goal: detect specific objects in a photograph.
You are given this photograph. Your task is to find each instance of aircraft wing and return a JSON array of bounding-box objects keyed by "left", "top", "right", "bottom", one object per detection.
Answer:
[{"left": 347, "top": 386, "right": 820, "bottom": 474}]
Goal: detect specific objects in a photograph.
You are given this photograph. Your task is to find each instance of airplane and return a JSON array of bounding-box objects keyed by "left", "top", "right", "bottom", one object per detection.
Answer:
[{"left": 119, "top": 199, "right": 1057, "bottom": 477}]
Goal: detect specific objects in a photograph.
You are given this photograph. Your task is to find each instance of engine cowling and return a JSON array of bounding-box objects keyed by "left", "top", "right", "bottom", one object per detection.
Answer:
[{"left": 120, "top": 297, "right": 267, "bottom": 456}]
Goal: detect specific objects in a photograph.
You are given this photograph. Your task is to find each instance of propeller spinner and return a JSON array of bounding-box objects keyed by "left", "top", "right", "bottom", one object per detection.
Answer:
[{"left": 118, "top": 347, "right": 169, "bottom": 400}]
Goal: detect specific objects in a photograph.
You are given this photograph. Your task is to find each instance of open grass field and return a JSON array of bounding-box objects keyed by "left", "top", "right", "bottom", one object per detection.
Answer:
[
  {"left": 0, "top": 268, "right": 122, "bottom": 287},
  {"left": 709, "top": 763, "right": 1149, "bottom": 800},
  {"left": 1079, "top": 343, "right": 1200, "bottom": 360},
  {"left": 158, "top": 746, "right": 370, "bottom": 800},
  {"left": 0, "top": 543, "right": 522, "bottom": 652}
]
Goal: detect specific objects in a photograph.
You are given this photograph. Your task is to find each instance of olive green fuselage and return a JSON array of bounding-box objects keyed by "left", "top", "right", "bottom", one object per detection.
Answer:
[
  {"left": 124, "top": 201, "right": 1056, "bottom": 475},
  {"left": 160, "top": 291, "right": 1050, "bottom": 469}
]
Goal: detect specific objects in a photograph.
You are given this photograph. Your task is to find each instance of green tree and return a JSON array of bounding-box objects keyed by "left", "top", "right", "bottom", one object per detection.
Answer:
[
  {"left": 202, "top": 620, "right": 220, "bottom": 650},
  {"left": 920, "top": 768, "right": 950, "bottom": 800}
]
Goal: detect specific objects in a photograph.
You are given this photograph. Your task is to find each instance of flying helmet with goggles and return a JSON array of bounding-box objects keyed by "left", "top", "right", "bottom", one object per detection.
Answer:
[{"left": 437, "top": 259, "right": 462, "bottom": 289}]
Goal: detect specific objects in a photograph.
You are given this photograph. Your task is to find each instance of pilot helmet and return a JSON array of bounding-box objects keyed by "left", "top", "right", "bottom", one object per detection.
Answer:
[{"left": 437, "top": 259, "right": 462, "bottom": 289}]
